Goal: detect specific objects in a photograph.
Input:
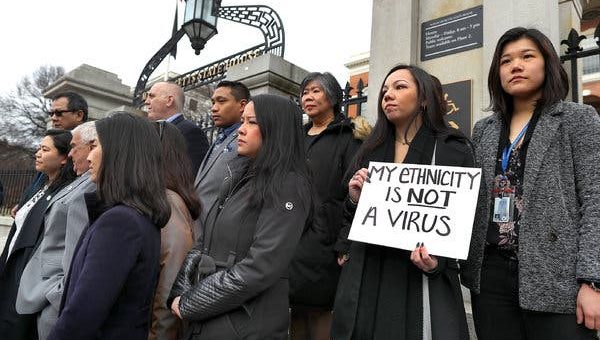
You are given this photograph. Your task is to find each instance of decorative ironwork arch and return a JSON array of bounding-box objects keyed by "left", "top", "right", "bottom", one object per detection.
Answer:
[{"left": 133, "top": 5, "right": 285, "bottom": 107}]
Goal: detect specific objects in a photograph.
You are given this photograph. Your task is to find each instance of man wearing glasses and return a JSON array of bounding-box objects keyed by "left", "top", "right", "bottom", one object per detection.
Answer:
[
  {"left": 10, "top": 92, "right": 88, "bottom": 217},
  {"left": 48, "top": 92, "right": 88, "bottom": 130}
]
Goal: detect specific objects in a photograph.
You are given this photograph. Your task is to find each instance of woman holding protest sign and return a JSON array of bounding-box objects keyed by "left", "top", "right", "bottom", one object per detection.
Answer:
[
  {"left": 462, "top": 27, "right": 600, "bottom": 340},
  {"left": 331, "top": 64, "right": 472, "bottom": 340}
]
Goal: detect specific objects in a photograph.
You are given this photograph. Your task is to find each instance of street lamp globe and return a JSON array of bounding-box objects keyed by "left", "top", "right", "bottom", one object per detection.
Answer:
[{"left": 183, "top": 0, "right": 220, "bottom": 55}]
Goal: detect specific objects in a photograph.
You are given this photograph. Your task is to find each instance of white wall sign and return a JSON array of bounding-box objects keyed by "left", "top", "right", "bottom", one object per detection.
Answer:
[{"left": 348, "top": 161, "right": 482, "bottom": 260}]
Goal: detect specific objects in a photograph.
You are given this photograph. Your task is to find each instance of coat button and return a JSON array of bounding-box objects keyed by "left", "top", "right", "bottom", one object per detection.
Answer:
[
  {"left": 548, "top": 197, "right": 556, "bottom": 204},
  {"left": 549, "top": 232, "right": 558, "bottom": 242}
]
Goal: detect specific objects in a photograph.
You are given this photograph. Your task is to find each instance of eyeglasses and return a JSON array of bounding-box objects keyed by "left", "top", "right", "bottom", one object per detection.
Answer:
[{"left": 47, "top": 109, "right": 73, "bottom": 117}]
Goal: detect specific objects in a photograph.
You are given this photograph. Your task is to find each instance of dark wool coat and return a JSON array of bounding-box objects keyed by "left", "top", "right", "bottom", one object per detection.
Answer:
[
  {"left": 46, "top": 194, "right": 161, "bottom": 340},
  {"left": 461, "top": 101, "right": 600, "bottom": 313},
  {"left": 170, "top": 157, "right": 312, "bottom": 340},
  {"left": 172, "top": 114, "right": 210, "bottom": 175},
  {"left": 331, "top": 127, "right": 471, "bottom": 340},
  {"left": 0, "top": 189, "right": 54, "bottom": 340},
  {"left": 289, "top": 115, "right": 361, "bottom": 308}
]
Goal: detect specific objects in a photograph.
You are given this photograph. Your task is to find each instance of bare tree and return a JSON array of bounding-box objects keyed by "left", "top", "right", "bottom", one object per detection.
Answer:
[{"left": 0, "top": 65, "right": 65, "bottom": 147}]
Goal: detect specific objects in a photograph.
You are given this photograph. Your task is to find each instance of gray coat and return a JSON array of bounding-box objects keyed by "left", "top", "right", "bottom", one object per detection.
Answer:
[
  {"left": 461, "top": 101, "right": 600, "bottom": 313},
  {"left": 193, "top": 129, "right": 238, "bottom": 239},
  {"left": 16, "top": 173, "right": 96, "bottom": 339}
]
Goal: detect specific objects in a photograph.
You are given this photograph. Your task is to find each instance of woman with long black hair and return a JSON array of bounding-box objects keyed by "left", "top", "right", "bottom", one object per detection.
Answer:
[
  {"left": 462, "top": 27, "right": 600, "bottom": 340},
  {"left": 0, "top": 129, "right": 76, "bottom": 340},
  {"left": 169, "top": 94, "right": 312, "bottom": 339},
  {"left": 150, "top": 121, "right": 200, "bottom": 340},
  {"left": 331, "top": 64, "right": 471, "bottom": 340},
  {"left": 46, "top": 112, "right": 170, "bottom": 340}
]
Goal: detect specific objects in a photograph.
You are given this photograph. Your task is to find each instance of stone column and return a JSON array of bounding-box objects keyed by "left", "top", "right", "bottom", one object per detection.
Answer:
[
  {"left": 366, "top": 0, "right": 419, "bottom": 125},
  {"left": 225, "top": 53, "right": 309, "bottom": 98},
  {"left": 44, "top": 64, "right": 140, "bottom": 119}
]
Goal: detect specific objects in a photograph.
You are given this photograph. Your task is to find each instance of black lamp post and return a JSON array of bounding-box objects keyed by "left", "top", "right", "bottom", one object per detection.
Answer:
[{"left": 183, "top": 0, "right": 220, "bottom": 55}]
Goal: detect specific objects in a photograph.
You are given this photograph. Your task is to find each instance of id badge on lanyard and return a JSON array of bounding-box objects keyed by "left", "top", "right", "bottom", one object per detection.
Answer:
[
  {"left": 491, "top": 122, "right": 529, "bottom": 223},
  {"left": 492, "top": 174, "right": 516, "bottom": 223}
]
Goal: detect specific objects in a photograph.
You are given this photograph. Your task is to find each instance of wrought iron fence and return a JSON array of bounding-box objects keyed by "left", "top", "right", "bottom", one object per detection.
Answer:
[
  {"left": 560, "top": 23, "right": 600, "bottom": 102},
  {"left": 0, "top": 170, "right": 36, "bottom": 216},
  {"left": 342, "top": 79, "right": 368, "bottom": 117}
]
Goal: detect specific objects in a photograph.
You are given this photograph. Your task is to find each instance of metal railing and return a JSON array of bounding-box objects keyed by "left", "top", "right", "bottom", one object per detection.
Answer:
[
  {"left": 0, "top": 170, "right": 37, "bottom": 216},
  {"left": 342, "top": 79, "right": 368, "bottom": 117},
  {"left": 560, "top": 23, "right": 600, "bottom": 102}
]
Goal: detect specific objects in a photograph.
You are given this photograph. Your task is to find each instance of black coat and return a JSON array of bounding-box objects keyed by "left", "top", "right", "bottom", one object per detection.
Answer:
[
  {"left": 331, "top": 127, "right": 471, "bottom": 340},
  {"left": 289, "top": 116, "right": 360, "bottom": 308},
  {"left": 170, "top": 157, "right": 312, "bottom": 340},
  {"left": 0, "top": 186, "right": 61, "bottom": 340},
  {"left": 172, "top": 115, "right": 210, "bottom": 175}
]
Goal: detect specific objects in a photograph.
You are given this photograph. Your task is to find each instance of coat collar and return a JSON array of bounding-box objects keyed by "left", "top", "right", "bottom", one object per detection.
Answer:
[
  {"left": 84, "top": 192, "right": 112, "bottom": 224},
  {"left": 363, "top": 125, "right": 440, "bottom": 167},
  {"left": 521, "top": 102, "right": 563, "bottom": 199},
  {"left": 304, "top": 114, "right": 352, "bottom": 134},
  {"left": 168, "top": 113, "right": 185, "bottom": 125},
  {"left": 46, "top": 172, "right": 91, "bottom": 208},
  {"left": 478, "top": 101, "right": 564, "bottom": 199},
  {"left": 194, "top": 129, "right": 239, "bottom": 187}
]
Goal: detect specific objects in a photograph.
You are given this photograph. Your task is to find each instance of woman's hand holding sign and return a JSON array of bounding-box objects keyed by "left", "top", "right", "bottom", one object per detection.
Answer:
[
  {"left": 410, "top": 242, "right": 439, "bottom": 273},
  {"left": 349, "top": 168, "right": 370, "bottom": 203}
]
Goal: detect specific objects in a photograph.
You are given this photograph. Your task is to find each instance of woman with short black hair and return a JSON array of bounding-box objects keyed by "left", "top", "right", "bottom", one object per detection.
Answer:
[
  {"left": 169, "top": 94, "right": 312, "bottom": 339},
  {"left": 289, "top": 71, "right": 365, "bottom": 340},
  {"left": 46, "top": 112, "right": 170, "bottom": 340},
  {"left": 462, "top": 27, "right": 600, "bottom": 340}
]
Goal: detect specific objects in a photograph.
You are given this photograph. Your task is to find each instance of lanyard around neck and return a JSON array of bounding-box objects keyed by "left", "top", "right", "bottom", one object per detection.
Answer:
[{"left": 501, "top": 121, "right": 530, "bottom": 173}]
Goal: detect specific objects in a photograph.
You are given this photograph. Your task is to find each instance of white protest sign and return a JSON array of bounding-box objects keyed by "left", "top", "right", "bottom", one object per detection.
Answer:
[{"left": 348, "top": 161, "right": 481, "bottom": 260}]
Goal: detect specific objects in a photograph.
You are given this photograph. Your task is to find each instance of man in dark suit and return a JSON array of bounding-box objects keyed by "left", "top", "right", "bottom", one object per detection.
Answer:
[
  {"left": 194, "top": 81, "right": 249, "bottom": 237},
  {"left": 145, "top": 81, "right": 209, "bottom": 174}
]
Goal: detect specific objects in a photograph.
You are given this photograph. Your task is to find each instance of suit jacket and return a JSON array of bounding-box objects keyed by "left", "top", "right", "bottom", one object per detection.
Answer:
[
  {"left": 461, "top": 101, "right": 600, "bottom": 313},
  {"left": 193, "top": 126, "right": 239, "bottom": 239},
  {"left": 16, "top": 173, "right": 95, "bottom": 339},
  {"left": 172, "top": 114, "right": 209, "bottom": 175},
  {"left": 46, "top": 195, "right": 161, "bottom": 340}
]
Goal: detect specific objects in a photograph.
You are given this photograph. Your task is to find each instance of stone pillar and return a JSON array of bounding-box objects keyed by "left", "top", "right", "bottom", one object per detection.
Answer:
[
  {"left": 366, "top": 0, "right": 419, "bottom": 125},
  {"left": 44, "top": 64, "right": 141, "bottom": 119},
  {"left": 225, "top": 53, "right": 309, "bottom": 98},
  {"left": 368, "top": 0, "right": 577, "bottom": 127},
  {"left": 560, "top": 0, "right": 584, "bottom": 102},
  {"left": 420, "top": 0, "right": 484, "bottom": 135}
]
